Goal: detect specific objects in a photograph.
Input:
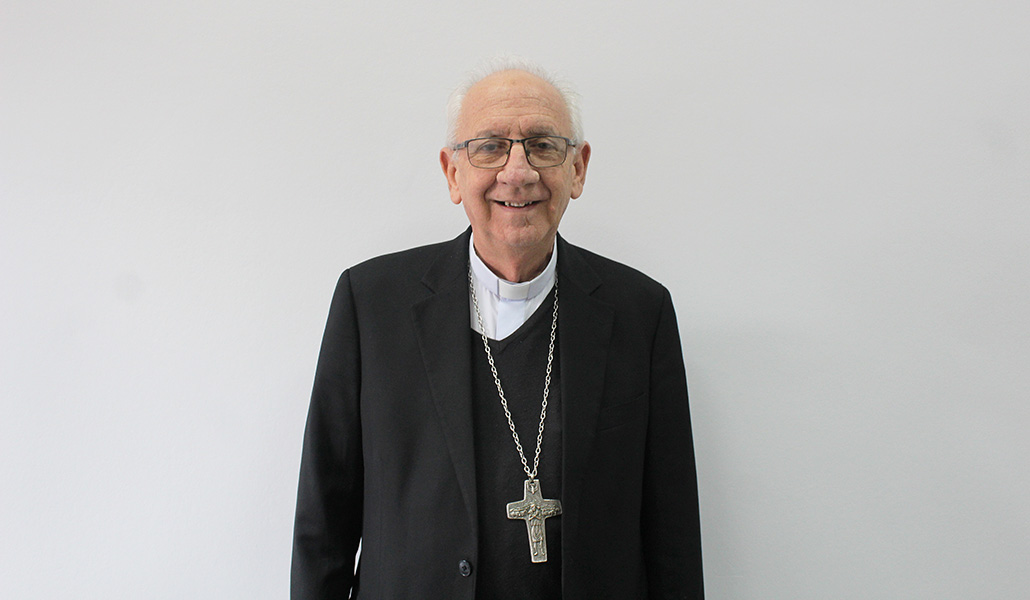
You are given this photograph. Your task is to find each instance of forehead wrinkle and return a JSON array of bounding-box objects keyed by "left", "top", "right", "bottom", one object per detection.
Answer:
[{"left": 473, "top": 114, "right": 564, "bottom": 139}]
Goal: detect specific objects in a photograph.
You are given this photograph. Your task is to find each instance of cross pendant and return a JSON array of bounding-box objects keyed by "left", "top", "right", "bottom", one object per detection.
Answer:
[{"left": 506, "top": 479, "right": 562, "bottom": 563}]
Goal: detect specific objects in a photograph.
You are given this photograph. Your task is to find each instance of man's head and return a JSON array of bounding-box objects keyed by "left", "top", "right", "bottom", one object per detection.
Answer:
[{"left": 440, "top": 63, "right": 590, "bottom": 279}]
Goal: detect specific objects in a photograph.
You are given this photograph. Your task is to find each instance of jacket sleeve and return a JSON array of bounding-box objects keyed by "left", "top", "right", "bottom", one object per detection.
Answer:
[
  {"left": 291, "top": 271, "right": 364, "bottom": 599},
  {"left": 642, "top": 287, "right": 705, "bottom": 598}
]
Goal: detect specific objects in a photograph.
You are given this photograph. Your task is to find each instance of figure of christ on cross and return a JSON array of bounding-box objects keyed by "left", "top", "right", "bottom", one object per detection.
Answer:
[{"left": 506, "top": 479, "right": 563, "bottom": 563}]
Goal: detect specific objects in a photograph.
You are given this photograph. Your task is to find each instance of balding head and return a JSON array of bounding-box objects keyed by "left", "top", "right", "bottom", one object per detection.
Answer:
[{"left": 445, "top": 59, "right": 583, "bottom": 147}]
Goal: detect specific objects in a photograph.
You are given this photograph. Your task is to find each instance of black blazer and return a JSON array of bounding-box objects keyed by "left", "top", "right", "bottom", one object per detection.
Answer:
[{"left": 292, "top": 229, "right": 703, "bottom": 599}]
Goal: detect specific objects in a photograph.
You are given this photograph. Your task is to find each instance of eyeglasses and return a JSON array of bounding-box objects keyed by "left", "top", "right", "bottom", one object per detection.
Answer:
[{"left": 453, "top": 136, "right": 576, "bottom": 169}]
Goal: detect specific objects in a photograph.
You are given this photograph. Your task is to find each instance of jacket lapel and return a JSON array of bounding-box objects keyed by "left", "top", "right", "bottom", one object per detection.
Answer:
[
  {"left": 409, "top": 231, "right": 616, "bottom": 546},
  {"left": 556, "top": 236, "right": 615, "bottom": 543},
  {"left": 410, "top": 230, "right": 478, "bottom": 532}
]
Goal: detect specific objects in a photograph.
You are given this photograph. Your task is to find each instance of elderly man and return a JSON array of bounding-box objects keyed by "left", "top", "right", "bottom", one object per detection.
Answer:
[{"left": 292, "top": 63, "right": 703, "bottom": 599}]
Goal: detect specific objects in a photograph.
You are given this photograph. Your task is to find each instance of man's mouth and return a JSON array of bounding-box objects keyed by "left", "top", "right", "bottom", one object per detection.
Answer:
[{"left": 496, "top": 200, "right": 539, "bottom": 208}]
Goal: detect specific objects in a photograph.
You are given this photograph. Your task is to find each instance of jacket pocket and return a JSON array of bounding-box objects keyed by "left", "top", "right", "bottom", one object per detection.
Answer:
[{"left": 595, "top": 392, "right": 647, "bottom": 432}]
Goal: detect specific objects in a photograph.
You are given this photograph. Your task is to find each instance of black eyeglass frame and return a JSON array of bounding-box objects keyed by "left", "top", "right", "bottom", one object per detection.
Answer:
[{"left": 452, "top": 135, "right": 578, "bottom": 169}]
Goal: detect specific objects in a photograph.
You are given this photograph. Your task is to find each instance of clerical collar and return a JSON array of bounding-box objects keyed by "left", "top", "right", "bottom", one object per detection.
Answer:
[{"left": 468, "top": 236, "right": 557, "bottom": 302}]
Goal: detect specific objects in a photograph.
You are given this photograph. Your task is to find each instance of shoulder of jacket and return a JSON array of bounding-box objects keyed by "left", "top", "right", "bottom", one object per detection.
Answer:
[
  {"left": 338, "top": 232, "right": 467, "bottom": 298},
  {"left": 349, "top": 239, "right": 448, "bottom": 276},
  {"left": 561, "top": 239, "right": 669, "bottom": 301}
]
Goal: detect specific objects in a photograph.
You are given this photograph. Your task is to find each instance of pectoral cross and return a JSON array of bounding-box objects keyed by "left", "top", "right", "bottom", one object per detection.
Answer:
[{"left": 506, "top": 479, "right": 562, "bottom": 563}]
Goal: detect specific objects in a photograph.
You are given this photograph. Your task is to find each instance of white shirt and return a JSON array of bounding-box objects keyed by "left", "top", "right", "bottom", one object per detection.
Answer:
[{"left": 467, "top": 235, "right": 557, "bottom": 341}]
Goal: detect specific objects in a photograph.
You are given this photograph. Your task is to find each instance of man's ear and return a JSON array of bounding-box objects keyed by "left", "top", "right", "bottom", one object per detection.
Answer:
[
  {"left": 570, "top": 141, "right": 591, "bottom": 199},
  {"left": 440, "top": 147, "right": 462, "bottom": 205}
]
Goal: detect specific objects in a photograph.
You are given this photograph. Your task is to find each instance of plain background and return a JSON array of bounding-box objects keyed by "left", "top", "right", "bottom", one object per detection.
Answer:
[{"left": 2, "top": 1, "right": 1028, "bottom": 598}]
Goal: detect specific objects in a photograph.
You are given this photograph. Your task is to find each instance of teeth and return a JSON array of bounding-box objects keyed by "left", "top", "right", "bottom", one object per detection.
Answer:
[{"left": 504, "top": 202, "right": 532, "bottom": 207}]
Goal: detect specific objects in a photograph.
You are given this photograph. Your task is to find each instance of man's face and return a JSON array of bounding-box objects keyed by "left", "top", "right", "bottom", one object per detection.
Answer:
[{"left": 441, "top": 70, "right": 590, "bottom": 268}]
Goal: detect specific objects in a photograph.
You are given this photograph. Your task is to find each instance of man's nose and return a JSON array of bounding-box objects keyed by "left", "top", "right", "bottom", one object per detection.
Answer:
[{"left": 496, "top": 143, "right": 540, "bottom": 186}]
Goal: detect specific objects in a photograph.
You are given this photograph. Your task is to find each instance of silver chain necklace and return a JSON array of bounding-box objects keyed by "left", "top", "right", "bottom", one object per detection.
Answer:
[{"left": 468, "top": 265, "right": 562, "bottom": 563}]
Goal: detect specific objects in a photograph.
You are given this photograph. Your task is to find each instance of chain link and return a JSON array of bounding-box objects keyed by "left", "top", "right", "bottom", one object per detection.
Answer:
[{"left": 468, "top": 266, "right": 558, "bottom": 481}]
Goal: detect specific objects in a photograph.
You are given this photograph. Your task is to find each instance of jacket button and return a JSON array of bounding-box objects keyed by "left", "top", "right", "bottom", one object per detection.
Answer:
[{"left": 458, "top": 559, "right": 472, "bottom": 577}]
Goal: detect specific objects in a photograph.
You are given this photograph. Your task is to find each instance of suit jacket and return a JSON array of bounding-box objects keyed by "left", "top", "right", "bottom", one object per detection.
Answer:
[{"left": 292, "top": 229, "right": 703, "bottom": 599}]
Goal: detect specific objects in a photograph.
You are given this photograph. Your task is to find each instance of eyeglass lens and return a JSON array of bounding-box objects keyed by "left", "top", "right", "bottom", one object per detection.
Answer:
[{"left": 466, "top": 136, "right": 568, "bottom": 168}]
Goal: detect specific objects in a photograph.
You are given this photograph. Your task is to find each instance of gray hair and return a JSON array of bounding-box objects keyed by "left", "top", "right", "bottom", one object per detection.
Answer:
[{"left": 445, "top": 57, "right": 584, "bottom": 147}]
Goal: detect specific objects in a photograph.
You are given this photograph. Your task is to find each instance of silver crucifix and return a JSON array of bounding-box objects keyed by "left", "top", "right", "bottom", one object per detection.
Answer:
[{"left": 506, "top": 479, "right": 562, "bottom": 563}]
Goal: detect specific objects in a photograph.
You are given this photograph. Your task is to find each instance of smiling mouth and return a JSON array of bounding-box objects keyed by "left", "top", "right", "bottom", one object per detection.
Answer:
[{"left": 496, "top": 200, "right": 540, "bottom": 208}]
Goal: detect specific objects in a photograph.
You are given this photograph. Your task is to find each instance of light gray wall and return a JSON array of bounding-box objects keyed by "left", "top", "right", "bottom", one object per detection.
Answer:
[{"left": 2, "top": 1, "right": 1027, "bottom": 598}]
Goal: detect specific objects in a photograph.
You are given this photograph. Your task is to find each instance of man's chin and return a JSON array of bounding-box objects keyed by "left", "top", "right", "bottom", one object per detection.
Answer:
[{"left": 499, "top": 228, "right": 558, "bottom": 253}]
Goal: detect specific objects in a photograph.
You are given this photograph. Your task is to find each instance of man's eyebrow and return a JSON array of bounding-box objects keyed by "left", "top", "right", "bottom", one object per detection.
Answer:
[
  {"left": 524, "top": 127, "right": 560, "bottom": 137},
  {"left": 471, "top": 127, "right": 561, "bottom": 139}
]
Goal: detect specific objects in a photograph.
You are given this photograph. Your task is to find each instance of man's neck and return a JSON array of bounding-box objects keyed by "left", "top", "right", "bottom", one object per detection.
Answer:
[{"left": 473, "top": 239, "right": 555, "bottom": 283}]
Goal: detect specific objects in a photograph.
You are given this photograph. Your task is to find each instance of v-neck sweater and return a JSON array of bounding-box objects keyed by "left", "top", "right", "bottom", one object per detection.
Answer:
[{"left": 470, "top": 291, "right": 562, "bottom": 599}]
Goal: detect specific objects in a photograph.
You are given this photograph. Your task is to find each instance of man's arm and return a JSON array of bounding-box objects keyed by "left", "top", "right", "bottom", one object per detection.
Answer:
[
  {"left": 642, "top": 288, "right": 705, "bottom": 598},
  {"left": 291, "top": 271, "right": 364, "bottom": 599}
]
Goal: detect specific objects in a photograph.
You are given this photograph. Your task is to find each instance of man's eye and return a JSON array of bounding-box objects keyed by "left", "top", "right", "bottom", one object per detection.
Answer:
[
  {"left": 474, "top": 140, "right": 507, "bottom": 154},
  {"left": 529, "top": 139, "right": 558, "bottom": 151}
]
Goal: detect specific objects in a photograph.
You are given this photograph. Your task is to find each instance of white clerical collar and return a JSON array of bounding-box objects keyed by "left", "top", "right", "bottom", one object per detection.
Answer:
[{"left": 469, "top": 235, "right": 557, "bottom": 301}]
